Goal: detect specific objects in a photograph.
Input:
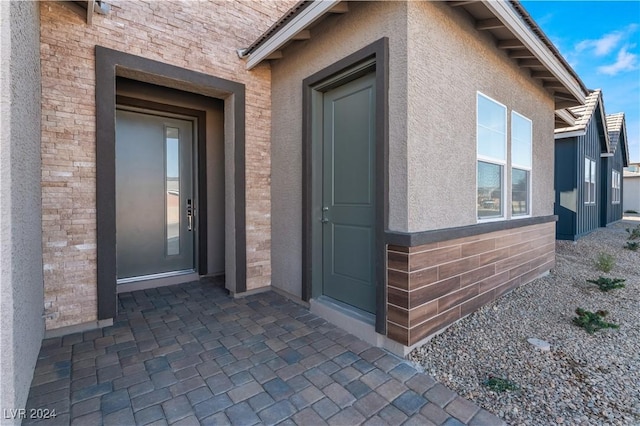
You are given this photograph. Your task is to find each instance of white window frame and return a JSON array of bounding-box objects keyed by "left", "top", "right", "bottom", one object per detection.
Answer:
[
  {"left": 612, "top": 170, "right": 621, "bottom": 204},
  {"left": 476, "top": 92, "right": 507, "bottom": 222},
  {"left": 584, "top": 158, "right": 596, "bottom": 204},
  {"left": 511, "top": 111, "right": 532, "bottom": 217}
]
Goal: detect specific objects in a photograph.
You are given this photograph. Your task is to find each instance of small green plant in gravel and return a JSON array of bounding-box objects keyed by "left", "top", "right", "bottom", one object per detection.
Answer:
[
  {"left": 573, "top": 308, "right": 619, "bottom": 334},
  {"left": 624, "top": 241, "right": 639, "bottom": 251},
  {"left": 594, "top": 252, "right": 615, "bottom": 272},
  {"left": 626, "top": 224, "right": 640, "bottom": 240},
  {"left": 586, "top": 277, "right": 626, "bottom": 292},
  {"left": 482, "top": 375, "right": 519, "bottom": 392}
]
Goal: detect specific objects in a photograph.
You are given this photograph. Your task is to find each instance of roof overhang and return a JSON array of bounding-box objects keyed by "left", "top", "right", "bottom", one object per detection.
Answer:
[
  {"left": 555, "top": 109, "right": 576, "bottom": 127},
  {"left": 451, "top": 1, "right": 587, "bottom": 109},
  {"left": 243, "top": 0, "right": 342, "bottom": 70},
  {"left": 242, "top": 0, "right": 588, "bottom": 109},
  {"left": 555, "top": 130, "right": 585, "bottom": 140}
]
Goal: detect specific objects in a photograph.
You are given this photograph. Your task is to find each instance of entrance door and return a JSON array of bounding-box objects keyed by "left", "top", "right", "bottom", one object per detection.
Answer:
[
  {"left": 322, "top": 74, "right": 376, "bottom": 313},
  {"left": 115, "top": 109, "right": 195, "bottom": 282}
]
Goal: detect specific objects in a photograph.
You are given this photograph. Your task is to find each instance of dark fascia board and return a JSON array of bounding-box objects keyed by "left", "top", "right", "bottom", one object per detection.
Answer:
[
  {"left": 386, "top": 215, "right": 557, "bottom": 247},
  {"left": 95, "top": 46, "right": 247, "bottom": 320}
]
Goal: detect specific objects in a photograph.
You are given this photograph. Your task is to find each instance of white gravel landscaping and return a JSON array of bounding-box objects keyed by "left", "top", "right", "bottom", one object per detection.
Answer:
[{"left": 408, "top": 220, "right": 640, "bottom": 426}]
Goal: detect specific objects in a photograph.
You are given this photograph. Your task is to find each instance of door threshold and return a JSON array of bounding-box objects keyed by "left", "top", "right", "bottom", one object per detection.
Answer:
[
  {"left": 117, "top": 271, "right": 198, "bottom": 293},
  {"left": 310, "top": 296, "right": 413, "bottom": 357},
  {"left": 310, "top": 296, "right": 379, "bottom": 346},
  {"left": 315, "top": 296, "right": 375, "bottom": 325}
]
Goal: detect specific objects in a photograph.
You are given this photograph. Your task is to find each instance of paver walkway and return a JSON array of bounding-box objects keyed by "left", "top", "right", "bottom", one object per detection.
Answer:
[{"left": 24, "top": 278, "right": 504, "bottom": 425}]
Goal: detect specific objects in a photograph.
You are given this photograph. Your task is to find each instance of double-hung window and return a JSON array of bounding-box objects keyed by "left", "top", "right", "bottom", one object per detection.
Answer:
[
  {"left": 612, "top": 170, "right": 621, "bottom": 204},
  {"left": 584, "top": 158, "right": 596, "bottom": 204},
  {"left": 477, "top": 93, "right": 507, "bottom": 220},
  {"left": 511, "top": 112, "right": 532, "bottom": 216}
]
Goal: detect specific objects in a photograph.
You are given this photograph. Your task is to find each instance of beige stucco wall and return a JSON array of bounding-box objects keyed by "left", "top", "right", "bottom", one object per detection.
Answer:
[
  {"left": 623, "top": 175, "right": 640, "bottom": 212},
  {"left": 0, "top": 0, "right": 45, "bottom": 419},
  {"left": 269, "top": 1, "right": 557, "bottom": 297},
  {"left": 270, "top": 1, "right": 409, "bottom": 297},
  {"left": 406, "top": 2, "right": 556, "bottom": 232},
  {"left": 40, "top": 0, "right": 297, "bottom": 329}
]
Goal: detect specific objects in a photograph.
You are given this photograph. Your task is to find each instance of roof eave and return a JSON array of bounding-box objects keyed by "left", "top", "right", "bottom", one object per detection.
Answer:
[
  {"left": 483, "top": 1, "right": 586, "bottom": 106},
  {"left": 555, "top": 130, "right": 586, "bottom": 140},
  {"left": 245, "top": 0, "right": 341, "bottom": 70},
  {"left": 555, "top": 109, "right": 576, "bottom": 127}
]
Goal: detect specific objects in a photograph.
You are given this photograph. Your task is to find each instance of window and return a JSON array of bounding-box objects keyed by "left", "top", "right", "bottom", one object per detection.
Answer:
[
  {"left": 511, "top": 112, "right": 532, "bottom": 216},
  {"left": 477, "top": 93, "right": 506, "bottom": 219},
  {"left": 612, "top": 170, "right": 621, "bottom": 204},
  {"left": 584, "top": 158, "right": 596, "bottom": 204}
]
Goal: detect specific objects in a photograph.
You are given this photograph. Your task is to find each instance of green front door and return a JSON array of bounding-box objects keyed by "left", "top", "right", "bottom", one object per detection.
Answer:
[{"left": 322, "top": 73, "right": 376, "bottom": 313}]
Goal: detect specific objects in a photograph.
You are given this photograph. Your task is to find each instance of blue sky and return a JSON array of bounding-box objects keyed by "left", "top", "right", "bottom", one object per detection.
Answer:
[{"left": 521, "top": 1, "right": 640, "bottom": 162}]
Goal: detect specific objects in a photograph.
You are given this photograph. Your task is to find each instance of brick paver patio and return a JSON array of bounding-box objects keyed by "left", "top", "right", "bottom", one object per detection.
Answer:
[{"left": 24, "top": 278, "right": 504, "bottom": 425}]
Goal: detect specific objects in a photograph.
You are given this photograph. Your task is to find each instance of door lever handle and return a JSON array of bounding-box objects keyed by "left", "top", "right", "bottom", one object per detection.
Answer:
[
  {"left": 187, "top": 198, "right": 193, "bottom": 231},
  {"left": 321, "top": 218, "right": 329, "bottom": 223}
]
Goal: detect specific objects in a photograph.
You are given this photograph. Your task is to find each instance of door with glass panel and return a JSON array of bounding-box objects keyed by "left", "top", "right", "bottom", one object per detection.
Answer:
[{"left": 115, "top": 109, "right": 195, "bottom": 282}]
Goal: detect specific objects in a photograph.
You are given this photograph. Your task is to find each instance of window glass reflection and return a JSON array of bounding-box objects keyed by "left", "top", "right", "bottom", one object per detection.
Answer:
[
  {"left": 477, "top": 161, "right": 503, "bottom": 218},
  {"left": 166, "top": 127, "right": 180, "bottom": 256}
]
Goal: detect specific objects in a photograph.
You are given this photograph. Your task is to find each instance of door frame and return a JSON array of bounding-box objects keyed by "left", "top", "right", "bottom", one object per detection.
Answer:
[
  {"left": 96, "top": 47, "right": 247, "bottom": 320},
  {"left": 302, "top": 38, "right": 389, "bottom": 333},
  {"left": 114, "top": 98, "right": 205, "bottom": 284}
]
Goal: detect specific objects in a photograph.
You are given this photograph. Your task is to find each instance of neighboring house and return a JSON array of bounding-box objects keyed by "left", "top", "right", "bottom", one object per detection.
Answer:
[
  {"left": 624, "top": 163, "right": 640, "bottom": 213},
  {"left": 602, "top": 113, "right": 629, "bottom": 225},
  {"left": 1, "top": 0, "right": 589, "bottom": 416},
  {"left": 554, "top": 90, "right": 610, "bottom": 240}
]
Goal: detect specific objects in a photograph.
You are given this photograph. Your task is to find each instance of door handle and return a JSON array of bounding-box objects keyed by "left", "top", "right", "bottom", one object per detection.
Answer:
[
  {"left": 321, "top": 206, "right": 329, "bottom": 223},
  {"left": 187, "top": 199, "right": 193, "bottom": 231}
]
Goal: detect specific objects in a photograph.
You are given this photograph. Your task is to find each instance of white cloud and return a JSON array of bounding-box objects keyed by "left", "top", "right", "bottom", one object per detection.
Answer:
[
  {"left": 576, "top": 32, "right": 623, "bottom": 56},
  {"left": 597, "top": 45, "right": 639, "bottom": 76},
  {"left": 574, "top": 24, "right": 638, "bottom": 57}
]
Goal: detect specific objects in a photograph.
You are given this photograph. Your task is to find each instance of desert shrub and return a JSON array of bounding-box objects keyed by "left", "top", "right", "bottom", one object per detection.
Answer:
[
  {"left": 483, "top": 376, "right": 519, "bottom": 392},
  {"left": 594, "top": 252, "right": 615, "bottom": 273},
  {"left": 586, "top": 277, "right": 626, "bottom": 292},
  {"left": 573, "top": 308, "right": 619, "bottom": 334},
  {"left": 626, "top": 224, "right": 640, "bottom": 240},
  {"left": 624, "top": 241, "right": 639, "bottom": 251}
]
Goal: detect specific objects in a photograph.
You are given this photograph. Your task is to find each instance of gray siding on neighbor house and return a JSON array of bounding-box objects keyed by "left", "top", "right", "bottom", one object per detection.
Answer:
[
  {"left": 555, "top": 138, "right": 578, "bottom": 240},
  {"left": 600, "top": 143, "right": 625, "bottom": 226},
  {"left": 0, "top": 1, "right": 45, "bottom": 421},
  {"left": 555, "top": 113, "right": 604, "bottom": 240}
]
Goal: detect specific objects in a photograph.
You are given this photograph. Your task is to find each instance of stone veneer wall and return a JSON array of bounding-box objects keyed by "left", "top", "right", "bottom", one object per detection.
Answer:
[
  {"left": 387, "top": 221, "right": 556, "bottom": 346},
  {"left": 39, "top": 0, "right": 297, "bottom": 329}
]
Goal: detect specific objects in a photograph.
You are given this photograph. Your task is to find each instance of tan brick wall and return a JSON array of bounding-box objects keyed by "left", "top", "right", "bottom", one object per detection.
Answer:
[
  {"left": 387, "top": 221, "right": 556, "bottom": 346},
  {"left": 40, "top": 0, "right": 297, "bottom": 329}
]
